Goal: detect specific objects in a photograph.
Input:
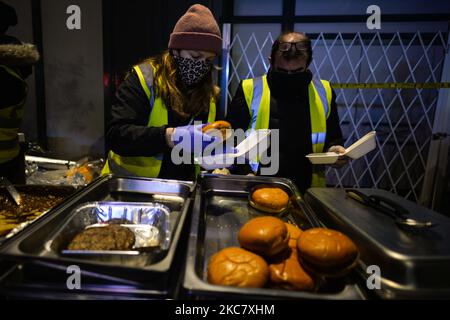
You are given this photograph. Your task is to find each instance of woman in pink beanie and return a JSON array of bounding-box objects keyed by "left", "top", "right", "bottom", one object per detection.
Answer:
[{"left": 102, "top": 4, "right": 225, "bottom": 181}]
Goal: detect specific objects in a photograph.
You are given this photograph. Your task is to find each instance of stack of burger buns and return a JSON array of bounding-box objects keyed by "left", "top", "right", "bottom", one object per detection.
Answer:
[{"left": 207, "top": 216, "right": 358, "bottom": 291}]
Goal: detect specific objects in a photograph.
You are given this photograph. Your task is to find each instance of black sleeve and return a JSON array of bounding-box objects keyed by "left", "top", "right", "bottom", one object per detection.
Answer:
[
  {"left": 225, "top": 81, "right": 251, "bottom": 130},
  {"left": 0, "top": 68, "right": 26, "bottom": 107},
  {"left": 106, "top": 70, "right": 169, "bottom": 157},
  {"left": 225, "top": 81, "right": 254, "bottom": 175},
  {"left": 324, "top": 89, "right": 344, "bottom": 151}
]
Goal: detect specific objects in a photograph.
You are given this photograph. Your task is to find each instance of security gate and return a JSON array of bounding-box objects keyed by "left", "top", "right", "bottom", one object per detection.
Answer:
[{"left": 220, "top": 24, "right": 450, "bottom": 207}]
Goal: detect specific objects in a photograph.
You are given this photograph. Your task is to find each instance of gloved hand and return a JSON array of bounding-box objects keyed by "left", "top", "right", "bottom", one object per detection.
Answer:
[{"left": 171, "top": 123, "right": 217, "bottom": 155}]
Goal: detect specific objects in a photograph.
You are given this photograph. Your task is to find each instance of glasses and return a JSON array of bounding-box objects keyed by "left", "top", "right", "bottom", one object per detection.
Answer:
[{"left": 278, "top": 41, "right": 310, "bottom": 52}]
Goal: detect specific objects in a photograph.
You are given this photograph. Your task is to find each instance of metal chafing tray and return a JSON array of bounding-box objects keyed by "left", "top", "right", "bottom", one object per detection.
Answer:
[
  {"left": 0, "top": 185, "right": 76, "bottom": 245},
  {"left": 305, "top": 188, "right": 450, "bottom": 299},
  {"left": 182, "top": 174, "right": 367, "bottom": 300},
  {"left": 0, "top": 175, "right": 194, "bottom": 292},
  {"left": 0, "top": 260, "right": 179, "bottom": 299}
]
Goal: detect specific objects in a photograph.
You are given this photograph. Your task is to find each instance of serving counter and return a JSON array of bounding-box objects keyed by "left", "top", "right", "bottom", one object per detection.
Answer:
[{"left": 1, "top": 174, "right": 449, "bottom": 300}]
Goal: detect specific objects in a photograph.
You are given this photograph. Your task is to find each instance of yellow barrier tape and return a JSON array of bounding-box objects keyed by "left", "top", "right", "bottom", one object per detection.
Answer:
[{"left": 331, "top": 82, "right": 450, "bottom": 89}]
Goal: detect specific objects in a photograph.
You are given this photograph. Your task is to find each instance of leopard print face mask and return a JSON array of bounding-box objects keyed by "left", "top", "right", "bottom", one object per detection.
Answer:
[{"left": 173, "top": 55, "right": 212, "bottom": 86}]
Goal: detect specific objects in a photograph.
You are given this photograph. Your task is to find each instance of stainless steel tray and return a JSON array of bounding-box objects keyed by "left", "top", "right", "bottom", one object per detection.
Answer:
[
  {"left": 0, "top": 261, "right": 175, "bottom": 299},
  {"left": 182, "top": 174, "right": 367, "bottom": 300},
  {"left": 0, "top": 185, "right": 76, "bottom": 244},
  {"left": 0, "top": 175, "right": 194, "bottom": 287},
  {"left": 305, "top": 188, "right": 450, "bottom": 299}
]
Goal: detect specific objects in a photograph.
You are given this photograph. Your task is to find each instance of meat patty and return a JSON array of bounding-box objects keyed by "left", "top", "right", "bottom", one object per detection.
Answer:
[{"left": 68, "top": 225, "right": 135, "bottom": 250}]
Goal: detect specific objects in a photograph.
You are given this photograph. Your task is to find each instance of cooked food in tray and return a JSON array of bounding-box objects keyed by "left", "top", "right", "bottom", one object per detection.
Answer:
[
  {"left": 238, "top": 216, "right": 290, "bottom": 258},
  {"left": 0, "top": 190, "right": 66, "bottom": 237},
  {"left": 297, "top": 228, "right": 359, "bottom": 277},
  {"left": 249, "top": 186, "right": 290, "bottom": 214},
  {"left": 208, "top": 216, "right": 359, "bottom": 291},
  {"left": 59, "top": 202, "right": 170, "bottom": 254},
  {"left": 269, "top": 245, "right": 315, "bottom": 291},
  {"left": 268, "top": 222, "right": 315, "bottom": 291},
  {"left": 68, "top": 225, "right": 135, "bottom": 251},
  {"left": 207, "top": 247, "right": 269, "bottom": 288},
  {"left": 285, "top": 222, "right": 303, "bottom": 248}
]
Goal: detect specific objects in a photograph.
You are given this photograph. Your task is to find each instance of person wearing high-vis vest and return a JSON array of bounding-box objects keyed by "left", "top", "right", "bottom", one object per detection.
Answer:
[
  {"left": 102, "top": 4, "right": 224, "bottom": 181},
  {"left": 0, "top": 1, "right": 39, "bottom": 183},
  {"left": 226, "top": 31, "right": 349, "bottom": 193}
]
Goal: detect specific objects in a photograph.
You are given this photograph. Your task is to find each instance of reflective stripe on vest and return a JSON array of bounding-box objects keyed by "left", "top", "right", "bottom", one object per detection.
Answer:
[
  {"left": 241, "top": 77, "right": 271, "bottom": 172},
  {"left": 0, "top": 65, "right": 27, "bottom": 164},
  {"left": 241, "top": 74, "right": 332, "bottom": 187},
  {"left": 102, "top": 62, "right": 216, "bottom": 178}
]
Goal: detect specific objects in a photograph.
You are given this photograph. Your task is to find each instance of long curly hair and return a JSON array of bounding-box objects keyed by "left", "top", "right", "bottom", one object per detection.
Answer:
[{"left": 145, "top": 51, "right": 220, "bottom": 119}]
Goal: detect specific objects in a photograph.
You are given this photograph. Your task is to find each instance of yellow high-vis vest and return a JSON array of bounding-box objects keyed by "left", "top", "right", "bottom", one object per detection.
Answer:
[
  {"left": 241, "top": 75, "right": 332, "bottom": 187},
  {"left": 102, "top": 61, "right": 216, "bottom": 178},
  {"left": 0, "top": 65, "right": 27, "bottom": 164}
]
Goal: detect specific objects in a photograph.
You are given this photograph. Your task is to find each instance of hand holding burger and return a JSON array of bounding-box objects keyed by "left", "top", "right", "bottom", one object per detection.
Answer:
[{"left": 202, "top": 120, "right": 232, "bottom": 141}]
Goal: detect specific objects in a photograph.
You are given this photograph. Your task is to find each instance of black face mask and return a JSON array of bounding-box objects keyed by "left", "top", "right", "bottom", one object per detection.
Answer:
[{"left": 267, "top": 68, "right": 313, "bottom": 99}]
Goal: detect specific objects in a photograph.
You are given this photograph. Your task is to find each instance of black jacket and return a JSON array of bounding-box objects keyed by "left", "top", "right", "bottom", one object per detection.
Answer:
[
  {"left": 106, "top": 69, "right": 210, "bottom": 181},
  {"left": 0, "top": 35, "right": 32, "bottom": 108},
  {"left": 0, "top": 35, "right": 38, "bottom": 183},
  {"left": 226, "top": 78, "right": 343, "bottom": 193}
]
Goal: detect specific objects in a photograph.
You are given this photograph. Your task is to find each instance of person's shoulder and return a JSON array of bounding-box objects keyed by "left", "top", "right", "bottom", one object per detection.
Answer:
[
  {"left": 316, "top": 78, "right": 332, "bottom": 90},
  {"left": 118, "top": 69, "right": 138, "bottom": 88},
  {"left": 239, "top": 74, "right": 268, "bottom": 89},
  {"left": 242, "top": 74, "right": 267, "bottom": 81}
]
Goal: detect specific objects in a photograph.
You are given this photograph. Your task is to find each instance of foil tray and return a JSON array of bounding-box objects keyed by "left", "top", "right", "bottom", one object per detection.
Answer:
[{"left": 51, "top": 202, "right": 171, "bottom": 256}]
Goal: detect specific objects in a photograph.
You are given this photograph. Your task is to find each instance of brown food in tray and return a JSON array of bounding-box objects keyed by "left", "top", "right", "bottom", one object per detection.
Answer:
[
  {"left": 67, "top": 225, "right": 135, "bottom": 251},
  {"left": 207, "top": 247, "right": 269, "bottom": 288},
  {"left": 238, "top": 216, "right": 290, "bottom": 258},
  {"left": 269, "top": 247, "right": 315, "bottom": 291},
  {"left": 0, "top": 193, "right": 65, "bottom": 236},
  {"left": 285, "top": 222, "right": 303, "bottom": 248},
  {"left": 250, "top": 187, "right": 289, "bottom": 213},
  {"left": 297, "top": 228, "right": 359, "bottom": 277}
]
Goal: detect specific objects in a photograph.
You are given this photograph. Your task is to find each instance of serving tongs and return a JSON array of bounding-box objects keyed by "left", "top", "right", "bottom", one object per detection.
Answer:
[
  {"left": 0, "top": 177, "right": 22, "bottom": 206},
  {"left": 345, "top": 189, "right": 434, "bottom": 230}
]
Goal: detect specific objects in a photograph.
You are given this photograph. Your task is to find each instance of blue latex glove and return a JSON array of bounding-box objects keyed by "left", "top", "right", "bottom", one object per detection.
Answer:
[{"left": 172, "top": 123, "right": 217, "bottom": 155}]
